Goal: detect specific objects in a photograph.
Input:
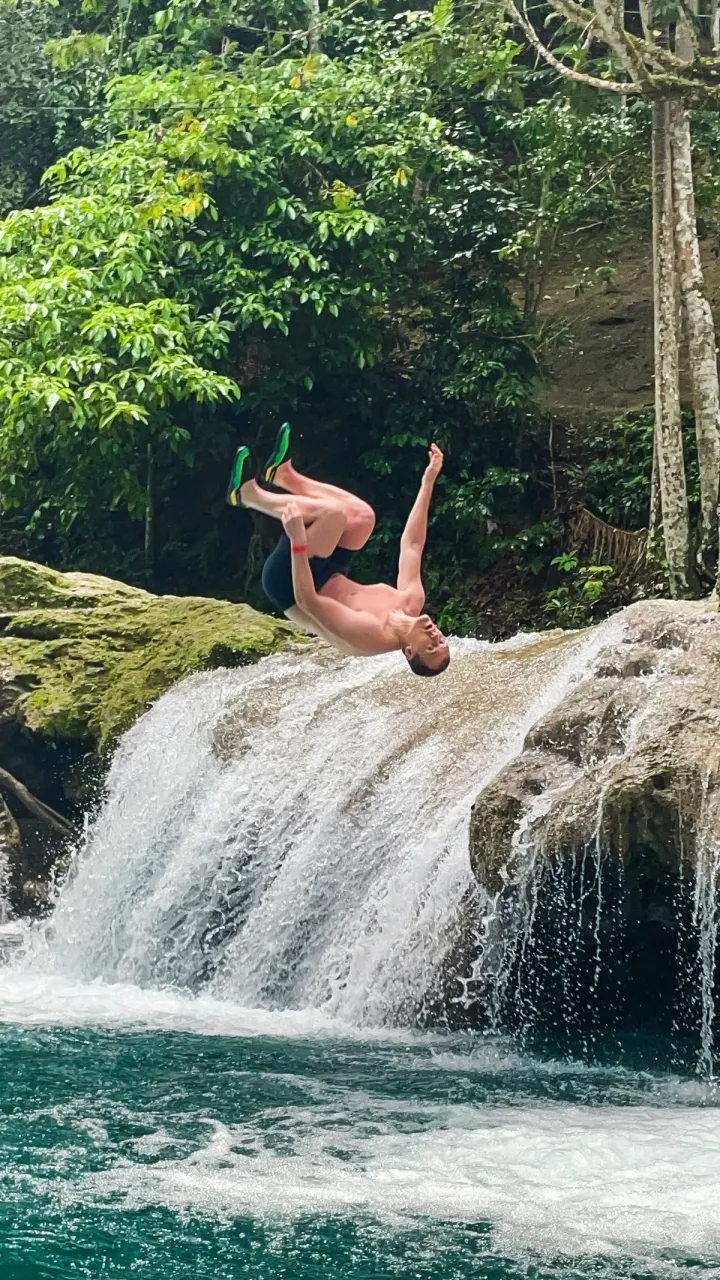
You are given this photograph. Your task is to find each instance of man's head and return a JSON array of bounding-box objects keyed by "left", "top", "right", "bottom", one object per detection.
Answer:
[{"left": 403, "top": 615, "right": 451, "bottom": 677}]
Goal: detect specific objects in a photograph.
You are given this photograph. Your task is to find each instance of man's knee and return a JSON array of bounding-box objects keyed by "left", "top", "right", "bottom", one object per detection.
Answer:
[
  {"left": 349, "top": 500, "right": 375, "bottom": 535},
  {"left": 309, "top": 503, "right": 347, "bottom": 557},
  {"left": 341, "top": 500, "right": 375, "bottom": 550}
]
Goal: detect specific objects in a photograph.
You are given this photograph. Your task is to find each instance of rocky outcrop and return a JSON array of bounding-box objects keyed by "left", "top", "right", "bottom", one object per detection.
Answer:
[
  {"left": 470, "top": 599, "right": 720, "bottom": 887},
  {"left": 468, "top": 598, "right": 720, "bottom": 1040},
  {"left": 0, "top": 556, "right": 300, "bottom": 912}
]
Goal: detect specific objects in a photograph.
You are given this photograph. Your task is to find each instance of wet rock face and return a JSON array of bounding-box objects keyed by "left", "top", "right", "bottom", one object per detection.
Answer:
[
  {"left": 471, "top": 599, "right": 720, "bottom": 884},
  {"left": 0, "top": 556, "right": 302, "bottom": 914},
  {"left": 468, "top": 599, "right": 720, "bottom": 1043}
]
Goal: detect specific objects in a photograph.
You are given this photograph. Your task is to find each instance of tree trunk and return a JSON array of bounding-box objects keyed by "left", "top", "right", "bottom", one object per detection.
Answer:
[
  {"left": 647, "top": 431, "right": 663, "bottom": 561},
  {"left": 652, "top": 99, "right": 695, "bottom": 597},
  {"left": 145, "top": 442, "right": 155, "bottom": 590},
  {"left": 306, "top": 0, "right": 320, "bottom": 52},
  {"left": 669, "top": 99, "right": 720, "bottom": 577}
]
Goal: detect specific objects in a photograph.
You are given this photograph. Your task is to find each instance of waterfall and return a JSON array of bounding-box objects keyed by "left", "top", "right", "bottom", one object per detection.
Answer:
[{"left": 29, "top": 625, "right": 623, "bottom": 1026}]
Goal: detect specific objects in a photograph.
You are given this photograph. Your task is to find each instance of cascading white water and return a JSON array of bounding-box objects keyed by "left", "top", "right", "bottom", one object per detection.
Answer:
[
  {"left": 29, "top": 624, "right": 624, "bottom": 1025},
  {"left": 469, "top": 642, "right": 720, "bottom": 1067}
]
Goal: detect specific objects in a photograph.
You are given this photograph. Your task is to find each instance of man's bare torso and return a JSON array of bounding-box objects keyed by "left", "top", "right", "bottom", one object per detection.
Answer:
[
  {"left": 274, "top": 442, "right": 444, "bottom": 661},
  {"left": 320, "top": 574, "right": 410, "bottom": 613},
  {"left": 287, "top": 573, "right": 420, "bottom": 657}
]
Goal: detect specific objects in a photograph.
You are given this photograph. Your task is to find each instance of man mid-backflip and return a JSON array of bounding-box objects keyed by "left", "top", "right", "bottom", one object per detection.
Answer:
[{"left": 227, "top": 425, "right": 450, "bottom": 676}]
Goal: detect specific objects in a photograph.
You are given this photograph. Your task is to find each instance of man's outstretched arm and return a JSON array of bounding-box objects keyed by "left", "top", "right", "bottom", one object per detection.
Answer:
[{"left": 397, "top": 444, "right": 443, "bottom": 606}]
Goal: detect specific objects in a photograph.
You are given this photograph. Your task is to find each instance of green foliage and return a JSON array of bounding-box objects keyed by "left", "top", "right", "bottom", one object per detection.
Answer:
[
  {"left": 545, "top": 555, "right": 613, "bottom": 628},
  {"left": 0, "top": 0, "right": 84, "bottom": 214},
  {"left": 501, "top": 521, "right": 563, "bottom": 576},
  {"left": 551, "top": 550, "right": 579, "bottom": 572},
  {"left": 0, "top": 8, "right": 544, "bottom": 583},
  {"left": 576, "top": 411, "right": 700, "bottom": 531},
  {"left": 0, "top": 0, "right": 695, "bottom": 619},
  {"left": 0, "top": 176, "right": 239, "bottom": 531},
  {"left": 492, "top": 92, "right": 650, "bottom": 319},
  {"left": 435, "top": 592, "right": 477, "bottom": 636}
]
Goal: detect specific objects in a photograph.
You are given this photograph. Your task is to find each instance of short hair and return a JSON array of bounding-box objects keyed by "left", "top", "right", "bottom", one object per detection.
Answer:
[{"left": 407, "top": 652, "right": 450, "bottom": 678}]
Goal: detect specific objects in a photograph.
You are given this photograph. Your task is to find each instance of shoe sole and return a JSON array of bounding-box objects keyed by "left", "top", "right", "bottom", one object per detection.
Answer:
[
  {"left": 261, "top": 422, "right": 291, "bottom": 486},
  {"left": 227, "top": 445, "right": 251, "bottom": 507}
]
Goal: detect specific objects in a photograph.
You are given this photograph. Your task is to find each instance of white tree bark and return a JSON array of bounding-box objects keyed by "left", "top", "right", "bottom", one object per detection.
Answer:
[
  {"left": 669, "top": 99, "right": 720, "bottom": 573},
  {"left": 652, "top": 100, "right": 694, "bottom": 596},
  {"left": 306, "top": 0, "right": 320, "bottom": 53},
  {"left": 592, "top": 0, "right": 649, "bottom": 82}
]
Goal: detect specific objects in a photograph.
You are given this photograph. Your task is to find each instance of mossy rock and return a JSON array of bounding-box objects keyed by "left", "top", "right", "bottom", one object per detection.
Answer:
[{"left": 0, "top": 556, "right": 301, "bottom": 753}]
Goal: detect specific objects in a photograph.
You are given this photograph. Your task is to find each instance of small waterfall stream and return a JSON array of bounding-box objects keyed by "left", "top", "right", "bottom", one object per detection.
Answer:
[
  {"left": 10, "top": 608, "right": 717, "bottom": 1065},
  {"left": 691, "top": 840, "right": 720, "bottom": 1074},
  {"left": 471, "top": 654, "right": 720, "bottom": 1071}
]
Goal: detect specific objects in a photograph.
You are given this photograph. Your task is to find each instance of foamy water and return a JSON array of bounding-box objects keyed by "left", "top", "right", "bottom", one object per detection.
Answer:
[{"left": 72, "top": 1100, "right": 720, "bottom": 1257}]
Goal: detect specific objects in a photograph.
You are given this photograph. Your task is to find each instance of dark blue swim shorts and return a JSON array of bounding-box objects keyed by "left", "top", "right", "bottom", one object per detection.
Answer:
[{"left": 261, "top": 534, "right": 353, "bottom": 613}]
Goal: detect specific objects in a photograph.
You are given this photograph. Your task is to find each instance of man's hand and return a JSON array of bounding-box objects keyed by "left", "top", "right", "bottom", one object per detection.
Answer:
[
  {"left": 424, "top": 443, "right": 444, "bottom": 483},
  {"left": 282, "top": 501, "right": 307, "bottom": 544}
]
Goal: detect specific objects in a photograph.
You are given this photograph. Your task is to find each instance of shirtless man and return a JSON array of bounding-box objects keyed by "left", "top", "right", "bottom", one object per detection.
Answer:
[{"left": 227, "top": 425, "right": 450, "bottom": 676}]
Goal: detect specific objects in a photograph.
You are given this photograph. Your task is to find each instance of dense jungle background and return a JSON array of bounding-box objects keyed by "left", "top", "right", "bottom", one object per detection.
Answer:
[{"left": 3, "top": 0, "right": 720, "bottom": 634}]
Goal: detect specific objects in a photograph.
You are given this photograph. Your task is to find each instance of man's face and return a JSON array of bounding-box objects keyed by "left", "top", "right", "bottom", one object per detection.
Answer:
[{"left": 404, "top": 615, "right": 451, "bottom": 669}]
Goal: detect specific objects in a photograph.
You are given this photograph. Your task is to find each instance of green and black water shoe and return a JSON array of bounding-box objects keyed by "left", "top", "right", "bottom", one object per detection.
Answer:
[
  {"left": 261, "top": 422, "right": 291, "bottom": 487},
  {"left": 226, "top": 445, "right": 252, "bottom": 507}
]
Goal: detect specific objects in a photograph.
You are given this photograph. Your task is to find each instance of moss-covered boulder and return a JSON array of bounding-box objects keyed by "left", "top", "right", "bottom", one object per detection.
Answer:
[
  {"left": 0, "top": 557, "right": 299, "bottom": 751},
  {"left": 0, "top": 556, "right": 301, "bottom": 912}
]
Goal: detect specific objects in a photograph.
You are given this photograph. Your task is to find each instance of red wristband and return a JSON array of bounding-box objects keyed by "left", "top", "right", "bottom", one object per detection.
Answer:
[{"left": 291, "top": 544, "right": 308, "bottom": 554}]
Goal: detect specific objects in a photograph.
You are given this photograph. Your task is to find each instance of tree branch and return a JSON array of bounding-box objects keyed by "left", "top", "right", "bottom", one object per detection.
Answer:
[
  {"left": 521, "top": 0, "right": 720, "bottom": 96},
  {"left": 507, "top": 0, "right": 644, "bottom": 92},
  {"left": 0, "top": 768, "right": 77, "bottom": 838},
  {"left": 542, "top": 0, "right": 597, "bottom": 29},
  {"left": 547, "top": 0, "right": 720, "bottom": 79},
  {"left": 592, "top": 0, "right": 651, "bottom": 84}
]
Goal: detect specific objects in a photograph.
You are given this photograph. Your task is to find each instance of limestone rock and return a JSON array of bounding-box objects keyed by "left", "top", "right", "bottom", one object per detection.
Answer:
[
  {"left": 0, "top": 556, "right": 300, "bottom": 751},
  {"left": 466, "top": 598, "right": 720, "bottom": 1042},
  {"left": 469, "top": 751, "right": 570, "bottom": 895},
  {"left": 470, "top": 599, "right": 720, "bottom": 891}
]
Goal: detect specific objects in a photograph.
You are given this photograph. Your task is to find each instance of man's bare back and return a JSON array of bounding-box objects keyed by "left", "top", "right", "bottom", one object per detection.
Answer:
[{"left": 229, "top": 434, "right": 451, "bottom": 676}]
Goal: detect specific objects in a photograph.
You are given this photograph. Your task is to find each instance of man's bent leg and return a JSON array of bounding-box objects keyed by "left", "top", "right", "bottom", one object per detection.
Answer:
[
  {"left": 274, "top": 462, "right": 375, "bottom": 551},
  {"left": 241, "top": 479, "right": 346, "bottom": 557}
]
